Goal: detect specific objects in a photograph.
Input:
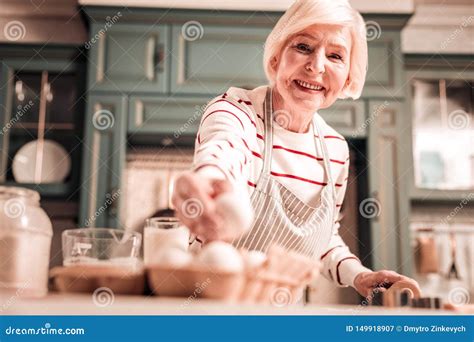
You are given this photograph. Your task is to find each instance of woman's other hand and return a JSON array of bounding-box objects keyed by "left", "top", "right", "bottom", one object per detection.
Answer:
[{"left": 353, "top": 270, "right": 421, "bottom": 298}]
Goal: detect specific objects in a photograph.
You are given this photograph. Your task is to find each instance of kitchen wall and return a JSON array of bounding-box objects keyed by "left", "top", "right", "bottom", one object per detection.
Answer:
[{"left": 0, "top": 0, "right": 87, "bottom": 44}]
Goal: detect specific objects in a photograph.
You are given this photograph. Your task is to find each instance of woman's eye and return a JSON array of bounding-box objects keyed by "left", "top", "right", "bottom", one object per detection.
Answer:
[
  {"left": 295, "top": 43, "right": 312, "bottom": 53},
  {"left": 330, "top": 54, "right": 343, "bottom": 60}
]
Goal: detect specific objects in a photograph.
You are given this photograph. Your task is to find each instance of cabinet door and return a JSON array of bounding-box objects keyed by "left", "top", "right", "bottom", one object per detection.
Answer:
[
  {"left": 79, "top": 95, "right": 127, "bottom": 228},
  {"left": 128, "top": 95, "right": 207, "bottom": 137},
  {"left": 170, "top": 24, "right": 271, "bottom": 95},
  {"left": 319, "top": 100, "right": 366, "bottom": 138},
  {"left": 367, "top": 100, "right": 412, "bottom": 275},
  {"left": 362, "top": 30, "right": 405, "bottom": 99},
  {"left": 87, "top": 23, "right": 169, "bottom": 93}
]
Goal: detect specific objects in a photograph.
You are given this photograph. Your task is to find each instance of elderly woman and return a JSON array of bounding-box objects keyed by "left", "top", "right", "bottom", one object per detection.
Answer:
[{"left": 173, "top": 0, "right": 419, "bottom": 298}]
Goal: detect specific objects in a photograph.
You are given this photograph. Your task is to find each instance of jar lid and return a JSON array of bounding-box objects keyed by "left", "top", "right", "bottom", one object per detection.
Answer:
[
  {"left": 0, "top": 186, "right": 51, "bottom": 237},
  {"left": 0, "top": 186, "right": 40, "bottom": 203}
]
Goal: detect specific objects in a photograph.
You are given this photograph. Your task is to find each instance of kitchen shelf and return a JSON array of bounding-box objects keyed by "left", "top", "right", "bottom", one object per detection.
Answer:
[
  {"left": 1, "top": 181, "right": 77, "bottom": 197},
  {"left": 11, "top": 122, "right": 75, "bottom": 131},
  {"left": 410, "top": 189, "right": 473, "bottom": 203}
]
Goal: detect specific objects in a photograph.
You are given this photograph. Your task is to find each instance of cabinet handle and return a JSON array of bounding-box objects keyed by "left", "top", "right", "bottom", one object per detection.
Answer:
[
  {"left": 155, "top": 43, "right": 164, "bottom": 73},
  {"left": 145, "top": 36, "right": 164, "bottom": 80}
]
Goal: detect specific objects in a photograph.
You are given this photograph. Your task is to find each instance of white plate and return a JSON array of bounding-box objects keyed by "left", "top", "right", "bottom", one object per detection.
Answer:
[{"left": 12, "top": 139, "right": 71, "bottom": 183}]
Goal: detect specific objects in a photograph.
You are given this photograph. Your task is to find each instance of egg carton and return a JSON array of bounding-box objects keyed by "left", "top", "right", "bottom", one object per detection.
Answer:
[{"left": 147, "top": 245, "right": 318, "bottom": 303}]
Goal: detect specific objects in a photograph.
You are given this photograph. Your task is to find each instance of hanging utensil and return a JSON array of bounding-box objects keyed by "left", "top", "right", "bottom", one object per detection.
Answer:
[
  {"left": 33, "top": 71, "right": 48, "bottom": 183},
  {"left": 446, "top": 231, "right": 461, "bottom": 280},
  {"left": 415, "top": 227, "right": 439, "bottom": 274}
]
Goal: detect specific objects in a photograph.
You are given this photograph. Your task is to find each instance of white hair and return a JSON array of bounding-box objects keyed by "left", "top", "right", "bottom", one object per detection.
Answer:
[{"left": 263, "top": 0, "right": 368, "bottom": 100}]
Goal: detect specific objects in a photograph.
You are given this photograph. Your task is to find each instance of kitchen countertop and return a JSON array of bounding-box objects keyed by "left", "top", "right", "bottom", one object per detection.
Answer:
[{"left": 1, "top": 293, "right": 454, "bottom": 315}]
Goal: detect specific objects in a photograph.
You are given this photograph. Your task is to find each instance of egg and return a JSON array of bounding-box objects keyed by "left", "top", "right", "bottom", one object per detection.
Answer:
[
  {"left": 198, "top": 241, "right": 243, "bottom": 272},
  {"left": 243, "top": 250, "right": 267, "bottom": 269},
  {"left": 215, "top": 189, "right": 254, "bottom": 240},
  {"left": 154, "top": 247, "right": 193, "bottom": 268}
]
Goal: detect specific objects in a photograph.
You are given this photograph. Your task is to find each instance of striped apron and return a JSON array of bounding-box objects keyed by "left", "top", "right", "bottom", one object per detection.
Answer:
[{"left": 232, "top": 86, "right": 337, "bottom": 259}]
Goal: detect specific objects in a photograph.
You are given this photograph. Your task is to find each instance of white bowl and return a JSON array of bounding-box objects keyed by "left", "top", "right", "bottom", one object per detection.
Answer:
[{"left": 12, "top": 139, "right": 71, "bottom": 183}]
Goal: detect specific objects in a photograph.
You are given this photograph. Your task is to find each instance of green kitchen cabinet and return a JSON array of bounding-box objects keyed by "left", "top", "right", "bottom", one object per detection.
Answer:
[
  {"left": 170, "top": 24, "right": 271, "bottom": 95},
  {"left": 319, "top": 100, "right": 366, "bottom": 138},
  {"left": 367, "top": 100, "right": 412, "bottom": 275},
  {"left": 128, "top": 94, "right": 208, "bottom": 137},
  {"left": 0, "top": 48, "right": 86, "bottom": 198},
  {"left": 362, "top": 30, "right": 406, "bottom": 99},
  {"left": 87, "top": 23, "right": 170, "bottom": 93},
  {"left": 79, "top": 94, "right": 127, "bottom": 228}
]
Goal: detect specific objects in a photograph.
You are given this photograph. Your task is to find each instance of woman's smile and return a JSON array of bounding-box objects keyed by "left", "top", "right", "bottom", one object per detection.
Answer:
[{"left": 293, "top": 79, "right": 326, "bottom": 93}]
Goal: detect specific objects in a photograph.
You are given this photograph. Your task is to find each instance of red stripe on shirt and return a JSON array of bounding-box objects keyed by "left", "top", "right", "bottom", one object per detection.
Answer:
[
  {"left": 330, "top": 158, "right": 347, "bottom": 165},
  {"left": 256, "top": 133, "right": 264, "bottom": 140},
  {"left": 211, "top": 99, "right": 256, "bottom": 128},
  {"left": 273, "top": 145, "right": 323, "bottom": 161},
  {"left": 270, "top": 171, "right": 328, "bottom": 186},
  {"left": 272, "top": 145, "right": 347, "bottom": 165},
  {"left": 239, "top": 137, "right": 263, "bottom": 159},
  {"left": 238, "top": 99, "right": 252, "bottom": 106},
  {"left": 320, "top": 245, "right": 344, "bottom": 260},
  {"left": 336, "top": 256, "right": 360, "bottom": 286},
  {"left": 201, "top": 110, "right": 244, "bottom": 130},
  {"left": 315, "top": 135, "right": 346, "bottom": 141},
  {"left": 241, "top": 137, "right": 250, "bottom": 150},
  {"left": 194, "top": 163, "right": 224, "bottom": 175},
  {"left": 247, "top": 180, "right": 257, "bottom": 188}
]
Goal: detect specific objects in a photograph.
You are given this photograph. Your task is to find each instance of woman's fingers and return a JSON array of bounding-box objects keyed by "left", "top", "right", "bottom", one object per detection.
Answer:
[
  {"left": 210, "top": 179, "right": 233, "bottom": 198},
  {"left": 369, "top": 270, "right": 404, "bottom": 287},
  {"left": 172, "top": 172, "right": 224, "bottom": 240},
  {"left": 355, "top": 270, "right": 421, "bottom": 298}
]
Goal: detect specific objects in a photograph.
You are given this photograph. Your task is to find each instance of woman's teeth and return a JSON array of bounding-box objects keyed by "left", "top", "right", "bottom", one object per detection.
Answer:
[{"left": 295, "top": 80, "right": 324, "bottom": 91}]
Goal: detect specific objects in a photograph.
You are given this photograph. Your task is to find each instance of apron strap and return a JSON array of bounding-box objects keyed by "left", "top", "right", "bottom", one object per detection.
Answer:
[
  {"left": 262, "top": 86, "right": 273, "bottom": 175},
  {"left": 312, "top": 115, "right": 338, "bottom": 203},
  {"left": 253, "top": 86, "right": 273, "bottom": 192}
]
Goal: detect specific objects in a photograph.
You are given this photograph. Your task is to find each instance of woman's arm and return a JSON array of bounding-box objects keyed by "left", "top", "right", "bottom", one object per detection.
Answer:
[
  {"left": 318, "top": 145, "right": 372, "bottom": 287},
  {"left": 173, "top": 95, "right": 256, "bottom": 241},
  {"left": 192, "top": 96, "right": 256, "bottom": 185},
  {"left": 318, "top": 145, "right": 420, "bottom": 296}
]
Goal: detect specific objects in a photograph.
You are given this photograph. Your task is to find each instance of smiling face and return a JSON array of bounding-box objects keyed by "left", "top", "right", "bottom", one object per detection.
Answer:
[{"left": 271, "top": 24, "right": 352, "bottom": 112}]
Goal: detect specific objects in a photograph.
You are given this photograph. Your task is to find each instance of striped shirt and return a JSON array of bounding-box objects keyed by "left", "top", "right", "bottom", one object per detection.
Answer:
[{"left": 193, "top": 85, "right": 371, "bottom": 288}]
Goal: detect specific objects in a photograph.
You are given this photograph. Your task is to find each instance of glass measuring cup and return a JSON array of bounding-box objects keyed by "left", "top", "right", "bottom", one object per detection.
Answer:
[{"left": 62, "top": 228, "right": 142, "bottom": 268}]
